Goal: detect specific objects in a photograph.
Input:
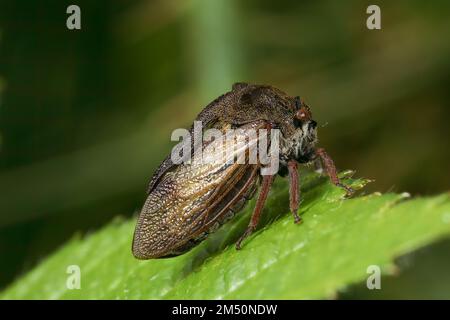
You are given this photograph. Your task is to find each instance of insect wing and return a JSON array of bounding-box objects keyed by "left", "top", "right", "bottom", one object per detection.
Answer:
[{"left": 132, "top": 126, "right": 266, "bottom": 259}]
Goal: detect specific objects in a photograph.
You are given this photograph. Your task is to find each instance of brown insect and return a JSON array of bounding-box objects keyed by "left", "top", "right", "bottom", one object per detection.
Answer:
[{"left": 132, "top": 83, "right": 353, "bottom": 259}]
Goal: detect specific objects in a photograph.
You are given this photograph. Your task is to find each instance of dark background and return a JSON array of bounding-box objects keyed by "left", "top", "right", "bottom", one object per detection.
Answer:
[{"left": 0, "top": 0, "right": 449, "bottom": 297}]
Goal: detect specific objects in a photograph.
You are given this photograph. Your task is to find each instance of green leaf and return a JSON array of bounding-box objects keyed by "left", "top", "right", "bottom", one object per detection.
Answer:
[{"left": 2, "top": 171, "right": 450, "bottom": 299}]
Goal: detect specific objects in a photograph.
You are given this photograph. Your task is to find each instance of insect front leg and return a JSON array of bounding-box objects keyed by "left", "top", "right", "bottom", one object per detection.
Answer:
[
  {"left": 287, "top": 160, "right": 302, "bottom": 224},
  {"left": 236, "top": 174, "right": 275, "bottom": 250},
  {"left": 315, "top": 148, "right": 354, "bottom": 196}
]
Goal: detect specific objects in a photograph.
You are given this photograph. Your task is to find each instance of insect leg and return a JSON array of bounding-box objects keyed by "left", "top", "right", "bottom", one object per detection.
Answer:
[
  {"left": 315, "top": 148, "right": 354, "bottom": 195},
  {"left": 235, "top": 174, "right": 275, "bottom": 250},
  {"left": 287, "top": 160, "right": 302, "bottom": 224}
]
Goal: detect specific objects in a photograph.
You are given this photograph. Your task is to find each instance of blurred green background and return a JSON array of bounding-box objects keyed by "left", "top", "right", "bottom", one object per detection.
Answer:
[{"left": 0, "top": 0, "right": 449, "bottom": 297}]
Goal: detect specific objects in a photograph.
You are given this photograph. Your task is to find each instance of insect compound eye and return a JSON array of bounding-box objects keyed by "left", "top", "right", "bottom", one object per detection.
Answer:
[{"left": 295, "top": 106, "right": 312, "bottom": 122}]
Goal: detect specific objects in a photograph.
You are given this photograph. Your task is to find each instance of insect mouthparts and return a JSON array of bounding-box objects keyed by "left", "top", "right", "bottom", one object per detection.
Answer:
[{"left": 308, "top": 120, "right": 317, "bottom": 130}]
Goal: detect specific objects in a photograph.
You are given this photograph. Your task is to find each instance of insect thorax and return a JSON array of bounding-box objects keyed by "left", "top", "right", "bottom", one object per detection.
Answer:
[{"left": 279, "top": 125, "right": 318, "bottom": 166}]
